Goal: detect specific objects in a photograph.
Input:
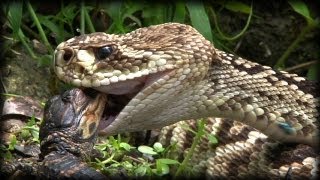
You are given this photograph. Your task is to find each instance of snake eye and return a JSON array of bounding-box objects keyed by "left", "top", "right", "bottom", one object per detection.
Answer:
[{"left": 96, "top": 46, "right": 113, "bottom": 60}]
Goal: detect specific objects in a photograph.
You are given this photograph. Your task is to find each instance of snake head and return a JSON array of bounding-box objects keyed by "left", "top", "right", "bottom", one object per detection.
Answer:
[
  {"left": 54, "top": 23, "right": 213, "bottom": 95},
  {"left": 39, "top": 88, "right": 106, "bottom": 156},
  {"left": 53, "top": 23, "right": 215, "bottom": 135}
]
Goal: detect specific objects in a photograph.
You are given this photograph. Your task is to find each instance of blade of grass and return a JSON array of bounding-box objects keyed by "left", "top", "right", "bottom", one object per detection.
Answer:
[
  {"left": 288, "top": 0, "right": 315, "bottom": 26},
  {"left": 186, "top": 1, "right": 212, "bottom": 42},
  {"left": 7, "top": 1, "right": 23, "bottom": 35},
  {"left": 173, "top": 2, "right": 186, "bottom": 23},
  {"left": 26, "top": 1, "right": 54, "bottom": 54},
  {"left": 209, "top": 2, "right": 253, "bottom": 41},
  {"left": 102, "top": 1, "right": 125, "bottom": 33},
  {"left": 80, "top": 0, "right": 85, "bottom": 34},
  {"left": 84, "top": 6, "right": 96, "bottom": 33},
  {"left": 17, "top": 28, "right": 37, "bottom": 59},
  {"left": 224, "top": 1, "right": 251, "bottom": 14},
  {"left": 306, "top": 64, "right": 319, "bottom": 81},
  {"left": 5, "top": 1, "right": 35, "bottom": 59},
  {"left": 143, "top": 3, "right": 168, "bottom": 25},
  {"left": 174, "top": 119, "right": 206, "bottom": 177},
  {"left": 37, "top": 14, "right": 66, "bottom": 44}
]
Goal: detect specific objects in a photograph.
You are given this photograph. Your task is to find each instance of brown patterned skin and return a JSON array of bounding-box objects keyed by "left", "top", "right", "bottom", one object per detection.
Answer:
[
  {"left": 159, "top": 118, "right": 318, "bottom": 179},
  {"left": 53, "top": 23, "right": 319, "bottom": 178}
]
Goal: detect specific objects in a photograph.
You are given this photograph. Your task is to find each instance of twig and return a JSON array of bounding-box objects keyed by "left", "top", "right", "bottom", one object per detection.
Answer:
[
  {"left": 125, "top": 155, "right": 146, "bottom": 164},
  {"left": 283, "top": 60, "right": 318, "bottom": 72},
  {"left": 0, "top": 72, "right": 7, "bottom": 94}
]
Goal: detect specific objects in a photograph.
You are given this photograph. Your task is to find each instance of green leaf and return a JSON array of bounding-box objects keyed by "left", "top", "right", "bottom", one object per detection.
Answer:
[
  {"left": 138, "top": 145, "right": 157, "bottom": 155},
  {"left": 94, "top": 142, "right": 108, "bottom": 151},
  {"left": 0, "top": 144, "right": 7, "bottom": 151},
  {"left": 21, "top": 129, "right": 31, "bottom": 139},
  {"left": 124, "top": 2, "right": 145, "bottom": 16},
  {"left": 155, "top": 161, "right": 170, "bottom": 175},
  {"left": 180, "top": 123, "right": 196, "bottom": 134},
  {"left": 142, "top": 3, "right": 167, "bottom": 25},
  {"left": 102, "top": 1, "right": 125, "bottom": 33},
  {"left": 157, "top": 158, "right": 180, "bottom": 165},
  {"left": 224, "top": 1, "right": 251, "bottom": 14},
  {"left": 122, "top": 2, "right": 144, "bottom": 27},
  {"left": 135, "top": 165, "right": 147, "bottom": 176},
  {"left": 307, "top": 63, "right": 319, "bottom": 81},
  {"left": 31, "top": 130, "right": 39, "bottom": 142},
  {"left": 122, "top": 161, "right": 133, "bottom": 169},
  {"left": 153, "top": 142, "right": 164, "bottom": 153},
  {"left": 4, "top": 151, "right": 13, "bottom": 160},
  {"left": 38, "top": 55, "right": 53, "bottom": 67},
  {"left": 8, "top": 135, "right": 17, "bottom": 151},
  {"left": 123, "top": 14, "right": 142, "bottom": 27},
  {"left": 119, "top": 142, "right": 131, "bottom": 151},
  {"left": 173, "top": 2, "right": 186, "bottom": 23},
  {"left": 60, "top": 3, "right": 79, "bottom": 20},
  {"left": 37, "top": 15, "right": 62, "bottom": 41},
  {"left": 7, "top": 1, "right": 23, "bottom": 35},
  {"left": 26, "top": 116, "right": 36, "bottom": 126},
  {"left": 288, "top": 0, "right": 314, "bottom": 25},
  {"left": 186, "top": 1, "right": 212, "bottom": 42},
  {"left": 208, "top": 134, "right": 218, "bottom": 144}
]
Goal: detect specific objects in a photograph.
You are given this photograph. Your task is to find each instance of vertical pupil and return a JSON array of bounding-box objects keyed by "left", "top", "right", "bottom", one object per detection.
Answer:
[{"left": 98, "top": 46, "right": 112, "bottom": 59}]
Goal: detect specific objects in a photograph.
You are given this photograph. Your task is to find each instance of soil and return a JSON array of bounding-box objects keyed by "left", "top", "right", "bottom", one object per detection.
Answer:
[{"left": 1, "top": 50, "right": 52, "bottom": 103}]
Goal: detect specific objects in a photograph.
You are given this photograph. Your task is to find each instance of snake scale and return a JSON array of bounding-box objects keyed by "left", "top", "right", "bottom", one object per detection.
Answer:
[{"left": 53, "top": 23, "right": 319, "bottom": 179}]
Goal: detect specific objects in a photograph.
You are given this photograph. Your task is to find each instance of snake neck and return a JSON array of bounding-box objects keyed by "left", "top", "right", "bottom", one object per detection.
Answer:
[{"left": 98, "top": 50, "right": 318, "bottom": 147}]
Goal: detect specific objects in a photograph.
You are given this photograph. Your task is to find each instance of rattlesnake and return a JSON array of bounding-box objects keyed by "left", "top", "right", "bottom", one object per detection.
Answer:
[{"left": 53, "top": 23, "right": 319, "bottom": 179}]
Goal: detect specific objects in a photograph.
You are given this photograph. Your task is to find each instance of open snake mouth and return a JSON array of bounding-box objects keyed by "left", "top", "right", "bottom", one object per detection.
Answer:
[
  {"left": 99, "top": 94, "right": 132, "bottom": 130},
  {"left": 95, "top": 70, "right": 172, "bottom": 134}
]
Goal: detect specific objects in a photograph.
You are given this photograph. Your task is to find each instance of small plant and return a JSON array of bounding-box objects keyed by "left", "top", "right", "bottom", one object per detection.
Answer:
[
  {"left": 92, "top": 135, "right": 180, "bottom": 177},
  {"left": 19, "top": 116, "right": 40, "bottom": 144},
  {"left": 0, "top": 135, "right": 17, "bottom": 160},
  {"left": 0, "top": 116, "right": 40, "bottom": 161},
  {"left": 137, "top": 142, "right": 180, "bottom": 176}
]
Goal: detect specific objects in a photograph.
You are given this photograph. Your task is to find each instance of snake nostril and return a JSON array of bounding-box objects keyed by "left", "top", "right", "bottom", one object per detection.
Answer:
[{"left": 63, "top": 48, "right": 74, "bottom": 62}]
